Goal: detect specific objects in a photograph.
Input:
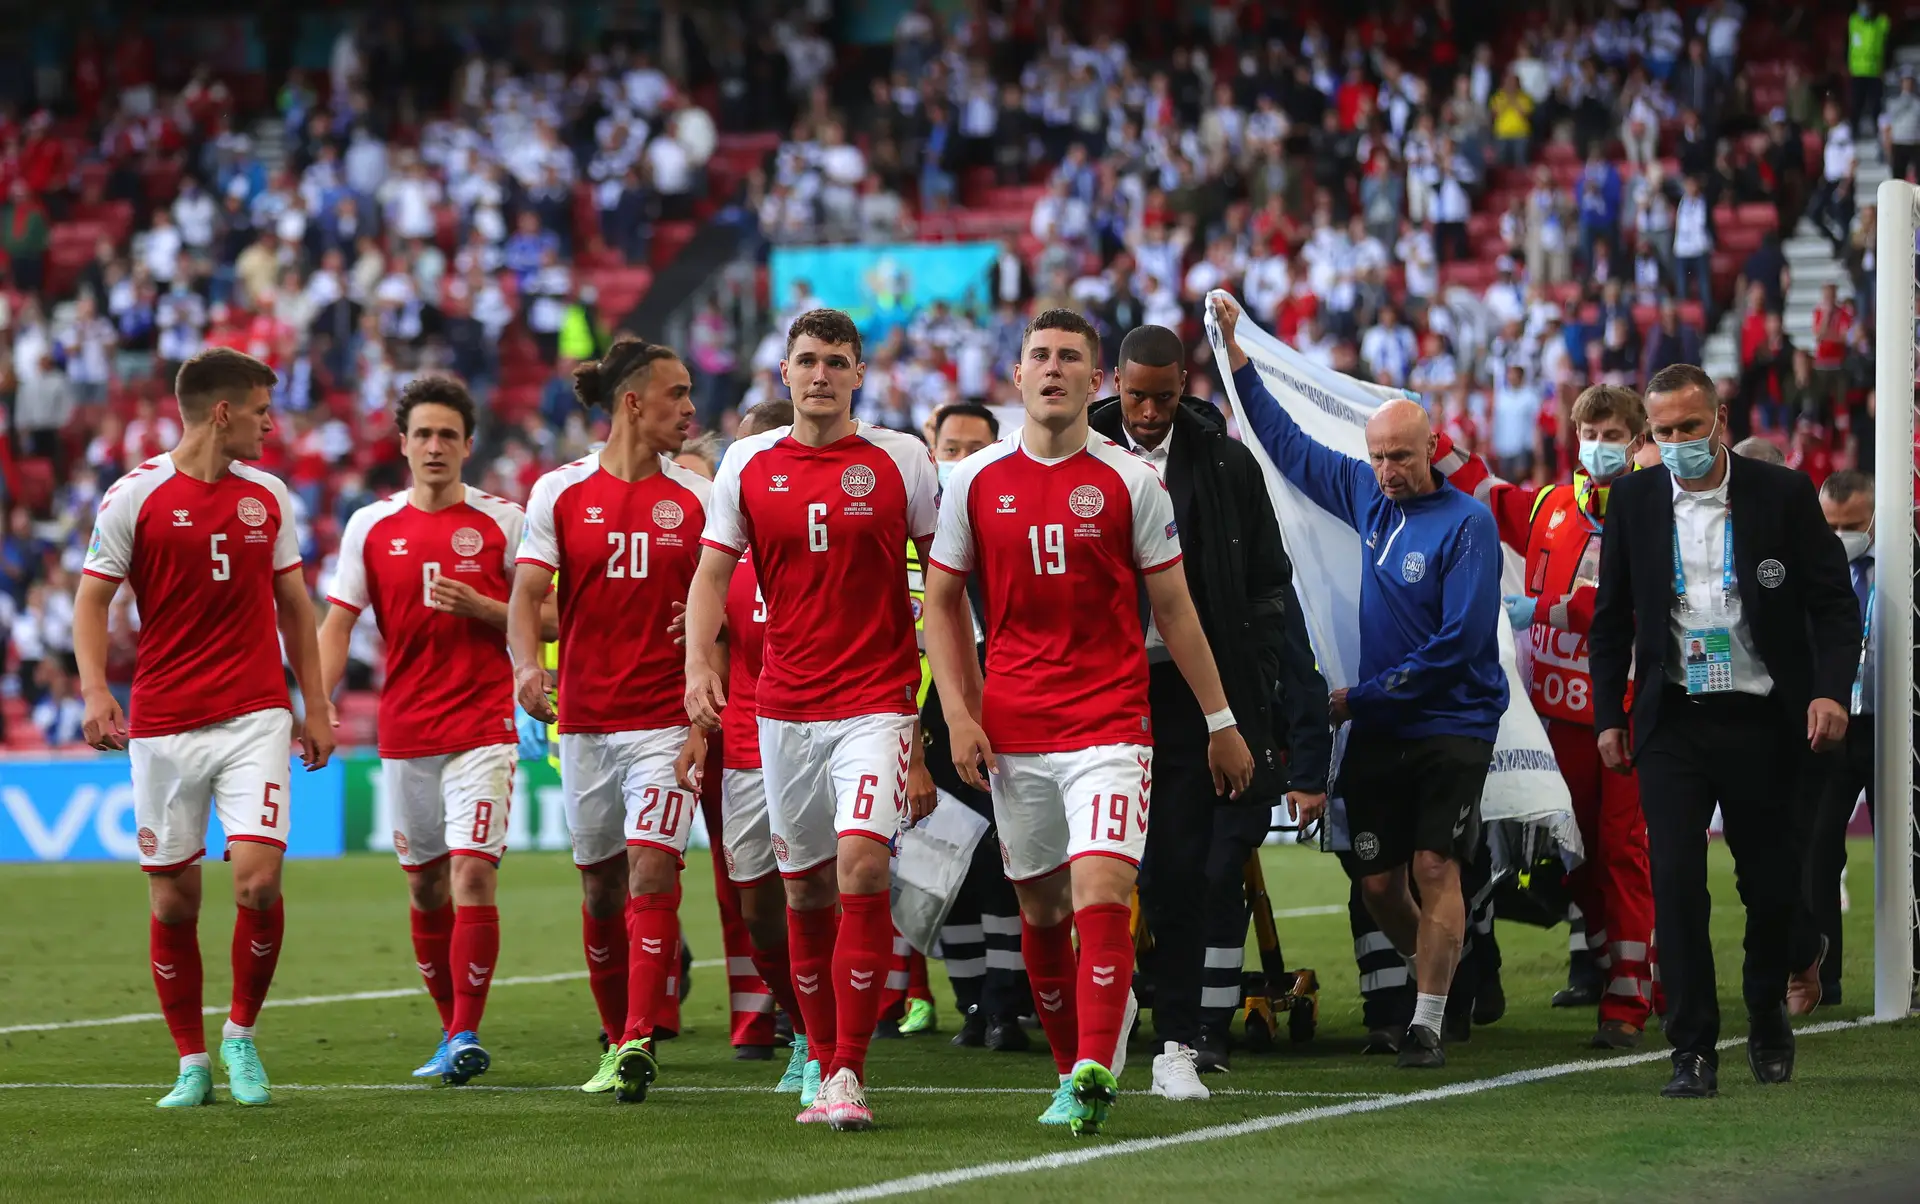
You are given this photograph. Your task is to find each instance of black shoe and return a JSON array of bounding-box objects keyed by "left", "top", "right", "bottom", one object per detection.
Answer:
[
  {"left": 1473, "top": 977, "right": 1506, "bottom": 1026},
  {"left": 1747, "top": 1004, "right": 1795, "bottom": 1085},
  {"left": 984, "top": 1014, "right": 1031, "bottom": 1052},
  {"left": 1662, "top": 1052, "right": 1718, "bottom": 1098},
  {"left": 1817, "top": 983, "right": 1843, "bottom": 1008},
  {"left": 951, "top": 1006, "right": 987, "bottom": 1048},
  {"left": 734, "top": 1044, "right": 773, "bottom": 1061},
  {"left": 1589, "top": 1020, "right": 1644, "bottom": 1050},
  {"left": 1396, "top": 1025, "right": 1445, "bottom": 1069},
  {"left": 773, "top": 1008, "right": 794, "bottom": 1046},
  {"left": 1552, "top": 984, "right": 1601, "bottom": 1008},
  {"left": 873, "top": 1019, "right": 902, "bottom": 1040},
  {"left": 1362, "top": 1027, "right": 1401, "bottom": 1055},
  {"left": 1443, "top": 1007, "right": 1472, "bottom": 1045},
  {"left": 1194, "top": 1027, "right": 1231, "bottom": 1074},
  {"left": 680, "top": 943, "right": 694, "bottom": 1002}
]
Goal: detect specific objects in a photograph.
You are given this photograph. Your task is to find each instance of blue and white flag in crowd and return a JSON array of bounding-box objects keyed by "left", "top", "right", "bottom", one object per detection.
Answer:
[{"left": 1205, "top": 291, "right": 1581, "bottom": 862}]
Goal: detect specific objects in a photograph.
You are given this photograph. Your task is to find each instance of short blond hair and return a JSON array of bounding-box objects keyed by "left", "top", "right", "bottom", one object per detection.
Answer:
[{"left": 1570, "top": 384, "right": 1647, "bottom": 435}]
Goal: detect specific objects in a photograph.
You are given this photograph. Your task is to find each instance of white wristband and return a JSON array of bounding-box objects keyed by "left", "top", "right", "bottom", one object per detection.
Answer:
[{"left": 1204, "top": 707, "right": 1237, "bottom": 733}]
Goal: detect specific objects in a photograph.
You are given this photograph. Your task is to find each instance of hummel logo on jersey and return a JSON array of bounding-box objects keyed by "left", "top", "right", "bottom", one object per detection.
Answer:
[
  {"left": 172, "top": 508, "right": 192, "bottom": 527},
  {"left": 849, "top": 969, "right": 875, "bottom": 992},
  {"left": 250, "top": 940, "right": 275, "bottom": 958},
  {"left": 466, "top": 962, "right": 492, "bottom": 987},
  {"left": 585, "top": 506, "right": 605, "bottom": 524},
  {"left": 769, "top": 474, "right": 790, "bottom": 492},
  {"left": 153, "top": 961, "right": 177, "bottom": 980},
  {"left": 795, "top": 971, "right": 821, "bottom": 996},
  {"left": 416, "top": 961, "right": 437, "bottom": 978},
  {"left": 996, "top": 494, "right": 1017, "bottom": 513},
  {"left": 640, "top": 938, "right": 664, "bottom": 955},
  {"left": 389, "top": 538, "right": 408, "bottom": 555},
  {"left": 587, "top": 945, "right": 611, "bottom": 963},
  {"left": 1090, "top": 964, "right": 1117, "bottom": 988},
  {"left": 1038, "top": 988, "right": 1065, "bottom": 1013}
]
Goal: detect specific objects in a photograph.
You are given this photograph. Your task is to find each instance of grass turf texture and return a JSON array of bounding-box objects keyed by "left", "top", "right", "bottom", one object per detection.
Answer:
[{"left": 1, "top": 841, "right": 1915, "bottom": 1203}]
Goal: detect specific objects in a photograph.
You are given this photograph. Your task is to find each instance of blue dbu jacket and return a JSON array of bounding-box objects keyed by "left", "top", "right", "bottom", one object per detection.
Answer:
[{"left": 1234, "top": 364, "right": 1508, "bottom": 742}]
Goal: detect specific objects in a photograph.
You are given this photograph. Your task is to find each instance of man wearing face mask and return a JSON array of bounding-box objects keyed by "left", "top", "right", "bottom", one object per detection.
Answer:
[
  {"left": 1589, "top": 363, "right": 1860, "bottom": 1100},
  {"left": 1433, "top": 384, "right": 1666, "bottom": 1050}
]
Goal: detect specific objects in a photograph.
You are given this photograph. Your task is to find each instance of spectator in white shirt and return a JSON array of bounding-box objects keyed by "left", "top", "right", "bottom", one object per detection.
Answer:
[
  {"left": 816, "top": 122, "right": 867, "bottom": 235},
  {"left": 1141, "top": 273, "right": 1182, "bottom": 329},
  {"left": 1491, "top": 361, "right": 1542, "bottom": 479},
  {"left": 1031, "top": 177, "right": 1091, "bottom": 243},
  {"left": 647, "top": 131, "right": 694, "bottom": 219},
  {"left": 54, "top": 294, "right": 115, "bottom": 404},
  {"left": 1397, "top": 220, "right": 1439, "bottom": 316},
  {"left": 1359, "top": 305, "right": 1418, "bottom": 387},
  {"left": 380, "top": 159, "right": 442, "bottom": 242},
  {"left": 171, "top": 179, "right": 218, "bottom": 250},
  {"left": 624, "top": 50, "right": 673, "bottom": 117},
  {"left": 1181, "top": 237, "right": 1238, "bottom": 303},
  {"left": 1243, "top": 237, "right": 1291, "bottom": 323},
  {"left": 142, "top": 210, "right": 183, "bottom": 283},
  {"left": 1484, "top": 256, "right": 1527, "bottom": 327}
]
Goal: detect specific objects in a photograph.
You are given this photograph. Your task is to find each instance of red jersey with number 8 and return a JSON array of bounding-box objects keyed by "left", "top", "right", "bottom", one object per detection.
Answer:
[
  {"left": 325, "top": 487, "right": 523, "bottom": 758},
  {"left": 928, "top": 432, "right": 1182, "bottom": 754},
  {"left": 701, "top": 421, "right": 938, "bottom": 722},
  {"left": 82, "top": 455, "right": 303, "bottom": 738},
  {"left": 517, "top": 453, "right": 711, "bottom": 733}
]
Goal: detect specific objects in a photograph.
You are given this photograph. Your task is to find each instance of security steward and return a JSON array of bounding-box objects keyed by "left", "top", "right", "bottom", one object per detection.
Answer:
[
  {"left": 1089, "top": 324, "right": 1331, "bottom": 1084},
  {"left": 1590, "top": 363, "right": 1860, "bottom": 1099}
]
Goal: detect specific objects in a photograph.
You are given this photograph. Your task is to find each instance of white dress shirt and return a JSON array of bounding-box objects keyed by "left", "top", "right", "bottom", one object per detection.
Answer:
[
  {"left": 1121, "top": 423, "right": 1174, "bottom": 657},
  {"left": 1666, "top": 454, "right": 1774, "bottom": 696}
]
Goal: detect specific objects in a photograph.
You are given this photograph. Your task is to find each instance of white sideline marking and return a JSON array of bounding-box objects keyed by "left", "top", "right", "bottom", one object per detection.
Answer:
[
  {"left": 0, "top": 1083, "right": 1387, "bottom": 1099},
  {"left": 1272, "top": 904, "right": 1344, "bottom": 919},
  {"left": 766, "top": 1016, "right": 1901, "bottom": 1204},
  {"left": 0, "top": 960, "right": 725, "bottom": 1036}
]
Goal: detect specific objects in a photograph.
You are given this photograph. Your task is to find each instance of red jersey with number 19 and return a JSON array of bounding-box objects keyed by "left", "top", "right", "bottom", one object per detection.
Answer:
[
  {"left": 325, "top": 487, "right": 522, "bottom": 759},
  {"left": 517, "top": 453, "right": 711, "bottom": 734},
  {"left": 929, "top": 432, "right": 1182, "bottom": 754},
  {"left": 701, "top": 421, "right": 938, "bottom": 722},
  {"left": 721, "top": 553, "right": 768, "bottom": 769},
  {"left": 81, "top": 455, "right": 303, "bottom": 738}
]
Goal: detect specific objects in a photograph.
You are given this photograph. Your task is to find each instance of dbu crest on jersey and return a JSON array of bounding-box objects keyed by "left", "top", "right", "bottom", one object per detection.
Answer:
[
  {"left": 840, "top": 464, "right": 876, "bottom": 497},
  {"left": 1067, "top": 484, "right": 1105, "bottom": 518},
  {"left": 451, "top": 526, "right": 485, "bottom": 556},
  {"left": 236, "top": 496, "right": 268, "bottom": 527},
  {"left": 1401, "top": 551, "right": 1426, "bottom": 583},
  {"left": 651, "top": 500, "right": 685, "bottom": 530}
]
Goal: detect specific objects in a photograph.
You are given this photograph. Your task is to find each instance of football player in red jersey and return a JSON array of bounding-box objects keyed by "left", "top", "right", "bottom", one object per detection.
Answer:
[
  {"left": 685, "top": 309, "right": 940, "bottom": 1131},
  {"left": 318, "top": 376, "right": 557, "bottom": 1084},
  {"left": 508, "top": 338, "right": 710, "bottom": 1103},
  {"left": 73, "top": 347, "right": 334, "bottom": 1109},
  {"left": 922, "top": 309, "right": 1254, "bottom": 1136}
]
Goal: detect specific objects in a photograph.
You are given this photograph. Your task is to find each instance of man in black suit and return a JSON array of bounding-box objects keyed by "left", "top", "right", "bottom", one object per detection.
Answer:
[{"left": 1590, "top": 363, "right": 1860, "bottom": 1100}]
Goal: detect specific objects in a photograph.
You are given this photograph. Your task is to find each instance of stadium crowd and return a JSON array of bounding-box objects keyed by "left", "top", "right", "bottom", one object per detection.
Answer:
[{"left": 0, "top": 0, "right": 1912, "bottom": 1115}]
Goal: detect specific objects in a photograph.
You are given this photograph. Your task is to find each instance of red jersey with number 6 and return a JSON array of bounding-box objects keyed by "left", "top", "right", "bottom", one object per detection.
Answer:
[
  {"left": 325, "top": 487, "right": 523, "bottom": 758},
  {"left": 721, "top": 552, "right": 769, "bottom": 769},
  {"left": 81, "top": 455, "right": 303, "bottom": 738},
  {"left": 517, "top": 453, "right": 711, "bottom": 733},
  {"left": 701, "top": 421, "right": 938, "bottom": 722},
  {"left": 929, "top": 432, "right": 1182, "bottom": 754}
]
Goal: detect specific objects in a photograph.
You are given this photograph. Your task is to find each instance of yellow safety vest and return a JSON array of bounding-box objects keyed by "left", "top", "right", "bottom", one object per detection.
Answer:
[
  {"left": 1850, "top": 12, "right": 1890, "bottom": 78},
  {"left": 907, "top": 540, "right": 932, "bottom": 708},
  {"left": 543, "top": 571, "right": 561, "bottom": 770}
]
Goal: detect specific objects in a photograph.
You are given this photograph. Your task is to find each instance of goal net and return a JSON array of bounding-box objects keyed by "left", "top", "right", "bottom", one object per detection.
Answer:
[{"left": 1871, "top": 179, "right": 1918, "bottom": 1019}]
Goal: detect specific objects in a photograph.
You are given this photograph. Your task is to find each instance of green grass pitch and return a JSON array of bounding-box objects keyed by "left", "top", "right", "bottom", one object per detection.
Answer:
[{"left": 2, "top": 841, "right": 1916, "bottom": 1203}]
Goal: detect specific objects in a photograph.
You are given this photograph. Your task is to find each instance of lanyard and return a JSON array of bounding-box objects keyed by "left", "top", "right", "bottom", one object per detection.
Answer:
[
  {"left": 1853, "top": 580, "right": 1876, "bottom": 713},
  {"left": 1671, "top": 505, "right": 1733, "bottom": 609}
]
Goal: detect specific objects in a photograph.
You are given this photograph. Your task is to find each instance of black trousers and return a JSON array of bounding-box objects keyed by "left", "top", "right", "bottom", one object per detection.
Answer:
[
  {"left": 1795, "top": 712, "right": 1872, "bottom": 990},
  {"left": 1636, "top": 687, "right": 1802, "bottom": 1063}
]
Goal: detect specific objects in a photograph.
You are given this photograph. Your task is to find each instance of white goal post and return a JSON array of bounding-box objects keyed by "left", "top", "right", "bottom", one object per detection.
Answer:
[{"left": 1870, "top": 178, "right": 1917, "bottom": 1020}]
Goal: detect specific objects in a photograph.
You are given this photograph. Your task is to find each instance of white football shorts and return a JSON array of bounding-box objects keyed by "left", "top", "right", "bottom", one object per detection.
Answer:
[
  {"left": 382, "top": 743, "right": 517, "bottom": 869},
  {"left": 720, "top": 767, "right": 777, "bottom": 884},
  {"left": 757, "top": 713, "right": 916, "bottom": 876},
  {"left": 990, "top": 744, "right": 1153, "bottom": 883},
  {"left": 129, "top": 707, "right": 294, "bottom": 871},
  {"left": 559, "top": 726, "right": 697, "bottom": 866}
]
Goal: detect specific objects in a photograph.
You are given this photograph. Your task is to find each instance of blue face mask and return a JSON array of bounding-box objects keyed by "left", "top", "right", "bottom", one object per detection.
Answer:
[
  {"left": 1657, "top": 413, "right": 1721, "bottom": 480},
  {"left": 936, "top": 459, "right": 958, "bottom": 490},
  {"left": 1578, "top": 439, "right": 1632, "bottom": 482}
]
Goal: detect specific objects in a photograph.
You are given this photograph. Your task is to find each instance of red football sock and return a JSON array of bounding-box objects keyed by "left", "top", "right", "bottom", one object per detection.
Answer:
[
  {"left": 787, "top": 904, "right": 840, "bottom": 1070},
  {"left": 907, "top": 947, "right": 932, "bottom": 1003},
  {"left": 582, "top": 904, "right": 629, "bottom": 1040},
  {"left": 410, "top": 903, "right": 456, "bottom": 1031},
  {"left": 831, "top": 890, "right": 894, "bottom": 1081},
  {"left": 749, "top": 940, "right": 806, "bottom": 1036},
  {"left": 1022, "top": 914, "right": 1080, "bottom": 1076},
  {"left": 1073, "top": 903, "right": 1135, "bottom": 1069},
  {"left": 448, "top": 904, "right": 500, "bottom": 1036},
  {"left": 229, "top": 898, "right": 284, "bottom": 1027},
  {"left": 149, "top": 914, "right": 206, "bottom": 1056},
  {"left": 621, "top": 893, "right": 680, "bottom": 1044}
]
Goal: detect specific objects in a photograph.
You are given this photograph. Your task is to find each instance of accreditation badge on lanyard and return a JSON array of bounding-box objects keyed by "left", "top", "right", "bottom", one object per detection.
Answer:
[
  {"left": 1674, "top": 509, "right": 1736, "bottom": 695},
  {"left": 1852, "top": 582, "right": 1874, "bottom": 715}
]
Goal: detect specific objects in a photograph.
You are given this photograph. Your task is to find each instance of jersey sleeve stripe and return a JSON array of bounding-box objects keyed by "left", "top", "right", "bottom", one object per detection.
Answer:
[
  {"left": 698, "top": 536, "right": 743, "bottom": 556},
  {"left": 323, "top": 595, "right": 363, "bottom": 615},
  {"left": 274, "top": 562, "right": 304, "bottom": 576},
  {"left": 1141, "top": 553, "right": 1185, "bottom": 576},
  {"left": 81, "top": 568, "right": 124, "bottom": 584},
  {"left": 514, "top": 554, "right": 558, "bottom": 571},
  {"left": 926, "top": 556, "right": 969, "bottom": 577}
]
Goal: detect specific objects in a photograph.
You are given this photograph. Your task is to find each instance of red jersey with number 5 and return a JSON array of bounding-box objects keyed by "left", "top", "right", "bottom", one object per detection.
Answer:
[
  {"left": 325, "top": 487, "right": 522, "bottom": 758},
  {"left": 82, "top": 455, "right": 303, "bottom": 738},
  {"left": 929, "top": 432, "right": 1182, "bottom": 754},
  {"left": 701, "top": 421, "right": 938, "bottom": 722},
  {"left": 517, "top": 453, "right": 710, "bottom": 733},
  {"left": 721, "top": 552, "right": 768, "bottom": 769}
]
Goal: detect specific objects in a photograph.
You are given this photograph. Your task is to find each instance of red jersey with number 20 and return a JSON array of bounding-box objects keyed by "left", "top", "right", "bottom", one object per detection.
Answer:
[
  {"left": 721, "top": 553, "right": 768, "bottom": 769},
  {"left": 82, "top": 455, "right": 303, "bottom": 738},
  {"left": 325, "top": 487, "right": 523, "bottom": 758},
  {"left": 517, "top": 453, "right": 711, "bottom": 734},
  {"left": 701, "top": 421, "right": 938, "bottom": 722},
  {"left": 929, "top": 432, "right": 1182, "bottom": 754}
]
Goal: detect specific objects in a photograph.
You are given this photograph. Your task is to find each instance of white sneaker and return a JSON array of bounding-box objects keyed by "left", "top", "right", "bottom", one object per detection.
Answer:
[
  {"left": 1150, "top": 1041, "right": 1211, "bottom": 1101},
  {"left": 1110, "top": 988, "right": 1138, "bottom": 1081},
  {"left": 822, "top": 1066, "right": 872, "bottom": 1131}
]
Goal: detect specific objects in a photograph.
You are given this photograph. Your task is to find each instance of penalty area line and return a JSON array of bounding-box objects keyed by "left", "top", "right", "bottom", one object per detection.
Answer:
[{"left": 764, "top": 1015, "right": 1902, "bottom": 1204}]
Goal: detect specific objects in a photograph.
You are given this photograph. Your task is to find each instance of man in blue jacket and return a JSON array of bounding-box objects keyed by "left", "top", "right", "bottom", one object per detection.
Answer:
[{"left": 1213, "top": 296, "right": 1507, "bottom": 1068}]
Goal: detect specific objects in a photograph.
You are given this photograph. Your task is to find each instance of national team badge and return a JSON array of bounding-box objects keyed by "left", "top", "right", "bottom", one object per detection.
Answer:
[
  {"left": 1068, "top": 484, "right": 1105, "bottom": 518},
  {"left": 1401, "top": 551, "right": 1426, "bottom": 583},
  {"left": 651, "top": 500, "right": 685, "bottom": 530},
  {"left": 1757, "top": 558, "right": 1786, "bottom": 588},
  {"left": 137, "top": 827, "right": 157, "bottom": 856},
  {"left": 451, "top": 527, "right": 484, "bottom": 556},
  {"left": 1548, "top": 508, "right": 1566, "bottom": 530},
  {"left": 236, "top": 497, "right": 268, "bottom": 527},
  {"left": 771, "top": 834, "right": 790, "bottom": 863},
  {"left": 841, "top": 464, "right": 876, "bottom": 497},
  {"left": 1354, "top": 832, "right": 1380, "bottom": 860},
  {"left": 392, "top": 831, "right": 410, "bottom": 857}
]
